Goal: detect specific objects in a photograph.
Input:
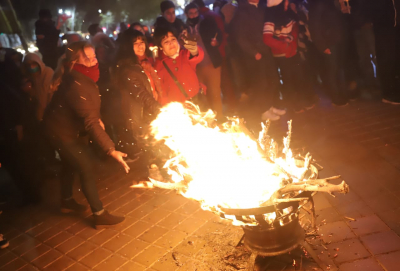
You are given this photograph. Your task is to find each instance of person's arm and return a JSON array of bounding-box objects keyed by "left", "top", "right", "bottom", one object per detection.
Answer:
[
  {"left": 263, "top": 22, "right": 288, "bottom": 50},
  {"left": 187, "top": 46, "right": 204, "bottom": 69}
]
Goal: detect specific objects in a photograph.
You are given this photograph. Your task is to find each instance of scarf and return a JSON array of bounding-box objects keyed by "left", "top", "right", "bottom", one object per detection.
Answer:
[{"left": 72, "top": 63, "right": 100, "bottom": 82}]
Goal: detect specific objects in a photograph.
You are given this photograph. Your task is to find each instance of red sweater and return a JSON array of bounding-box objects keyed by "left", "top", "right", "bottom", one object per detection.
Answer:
[
  {"left": 155, "top": 48, "right": 204, "bottom": 105},
  {"left": 263, "top": 20, "right": 298, "bottom": 58}
]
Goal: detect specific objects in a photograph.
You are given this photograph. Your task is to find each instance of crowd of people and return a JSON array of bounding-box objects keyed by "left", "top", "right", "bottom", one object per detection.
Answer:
[{"left": 0, "top": 0, "right": 399, "bottom": 236}]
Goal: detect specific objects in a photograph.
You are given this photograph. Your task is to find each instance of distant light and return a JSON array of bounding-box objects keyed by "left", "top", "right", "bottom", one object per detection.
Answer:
[
  {"left": 65, "top": 10, "right": 71, "bottom": 16},
  {"left": 58, "top": 9, "right": 63, "bottom": 14},
  {"left": 140, "top": 19, "right": 143, "bottom": 22},
  {"left": 98, "top": 9, "right": 102, "bottom": 13},
  {"left": 63, "top": 40, "right": 67, "bottom": 44},
  {"left": 82, "top": 20, "right": 85, "bottom": 22},
  {"left": 113, "top": 31, "right": 117, "bottom": 35},
  {"left": 86, "top": 35, "right": 90, "bottom": 39},
  {"left": 16, "top": 48, "right": 21, "bottom": 52},
  {"left": 21, "top": 50, "right": 25, "bottom": 54},
  {"left": 102, "top": 27, "right": 106, "bottom": 33}
]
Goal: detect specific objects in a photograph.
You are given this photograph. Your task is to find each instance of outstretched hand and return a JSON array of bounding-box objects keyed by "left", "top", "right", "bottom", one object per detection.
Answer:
[{"left": 110, "top": 150, "right": 130, "bottom": 173}]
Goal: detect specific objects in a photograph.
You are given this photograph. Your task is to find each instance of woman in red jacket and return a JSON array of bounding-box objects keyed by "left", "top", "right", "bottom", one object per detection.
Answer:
[
  {"left": 264, "top": 0, "right": 315, "bottom": 113},
  {"left": 153, "top": 27, "right": 205, "bottom": 106}
]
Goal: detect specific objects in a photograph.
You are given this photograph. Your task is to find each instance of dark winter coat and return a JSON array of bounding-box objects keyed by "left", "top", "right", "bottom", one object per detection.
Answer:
[
  {"left": 154, "top": 17, "right": 186, "bottom": 35},
  {"left": 113, "top": 60, "right": 161, "bottom": 132},
  {"left": 308, "top": 0, "right": 346, "bottom": 52},
  {"left": 43, "top": 70, "right": 115, "bottom": 153},
  {"left": 35, "top": 20, "right": 60, "bottom": 54},
  {"left": 230, "top": 1, "right": 269, "bottom": 57}
]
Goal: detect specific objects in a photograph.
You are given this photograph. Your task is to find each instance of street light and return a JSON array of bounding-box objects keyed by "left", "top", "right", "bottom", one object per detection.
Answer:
[
  {"left": 58, "top": 9, "right": 63, "bottom": 14},
  {"left": 65, "top": 10, "right": 72, "bottom": 16},
  {"left": 98, "top": 9, "right": 102, "bottom": 13}
]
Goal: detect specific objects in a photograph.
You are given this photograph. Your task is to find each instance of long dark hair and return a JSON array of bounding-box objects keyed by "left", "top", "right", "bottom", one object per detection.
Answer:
[{"left": 115, "top": 29, "right": 152, "bottom": 64}]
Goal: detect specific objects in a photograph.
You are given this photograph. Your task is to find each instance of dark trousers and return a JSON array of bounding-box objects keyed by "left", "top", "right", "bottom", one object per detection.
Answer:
[
  {"left": 51, "top": 138, "right": 103, "bottom": 213},
  {"left": 274, "top": 54, "right": 314, "bottom": 110},
  {"left": 374, "top": 25, "right": 400, "bottom": 99},
  {"left": 243, "top": 52, "right": 280, "bottom": 113},
  {"left": 321, "top": 45, "right": 347, "bottom": 102}
]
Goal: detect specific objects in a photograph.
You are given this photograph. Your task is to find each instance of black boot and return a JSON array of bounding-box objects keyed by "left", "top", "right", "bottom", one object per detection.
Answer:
[
  {"left": 93, "top": 210, "right": 125, "bottom": 229},
  {"left": 61, "top": 198, "right": 88, "bottom": 214}
]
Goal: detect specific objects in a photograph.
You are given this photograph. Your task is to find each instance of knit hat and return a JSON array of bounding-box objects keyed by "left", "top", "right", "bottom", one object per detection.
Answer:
[
  {"left": 267, "top": 0, "right": 283, "bottom": 7},
  {"left": 160, "top": 1, "right": 176, "bottom": 13}
]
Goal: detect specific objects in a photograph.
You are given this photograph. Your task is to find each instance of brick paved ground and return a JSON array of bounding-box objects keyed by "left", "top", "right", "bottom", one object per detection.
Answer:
[{"left": 2, "top": 96, "right": 400, "bottom": 271}]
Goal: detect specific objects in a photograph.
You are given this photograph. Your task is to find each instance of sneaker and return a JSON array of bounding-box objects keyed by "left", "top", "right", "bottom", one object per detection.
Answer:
[
  {"left": 0, "top": 234, "right": 9, "bottom": 249},
  {"left": 332, "top": 98, "right": 349, "bottom": 107},
  {"left": 261, "top": 109, "right": 280, "bottom": 121},
  {"left": 382, "top": 98, "right": 400, "bottom": 105},
  {"left": 61, "top": 199, "right": 88, "bottom": 214},
  {"left": 271, "top": 107, "right": 286, "bottom": 116},
  {"left": 94, "top": 210, "right": 125, "bottom": 229}
]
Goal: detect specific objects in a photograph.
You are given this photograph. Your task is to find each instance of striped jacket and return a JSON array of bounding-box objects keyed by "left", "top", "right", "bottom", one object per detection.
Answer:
[{"left": 263, "top": 20, "right": 298, "bottom": 58}]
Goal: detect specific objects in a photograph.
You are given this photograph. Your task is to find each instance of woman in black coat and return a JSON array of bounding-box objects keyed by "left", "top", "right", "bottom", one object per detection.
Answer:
[
  {"left": 43, "top": 41, "right": 129, "bottom": 228},
  {"left": 113, "top": 29, "right": 161, "bottom": 161}
]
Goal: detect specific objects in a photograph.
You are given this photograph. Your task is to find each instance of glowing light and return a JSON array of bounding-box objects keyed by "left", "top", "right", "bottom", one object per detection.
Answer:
[
  {"left": 65, "top": 10, "right": 71, "bottom": 16},
  {"left": 98, "top": 9, "right": 102, "bottom": 13},
  {"left": 58, "top": 9, "right": 63, "bottom": 14}
]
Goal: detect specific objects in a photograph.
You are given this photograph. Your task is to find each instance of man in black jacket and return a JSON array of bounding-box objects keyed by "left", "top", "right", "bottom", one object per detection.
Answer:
[
  {"left": 363, "top": 0, "right": 400, "bottom": 104},
  {"left": 154, "top": 1, "right": 186, "bottom": 35},
  {"left": 230, "top": 0, "right": 282, "bottom": 120},
  {"left": 308, "top": 0, "right": 348, "bottom": 106}
]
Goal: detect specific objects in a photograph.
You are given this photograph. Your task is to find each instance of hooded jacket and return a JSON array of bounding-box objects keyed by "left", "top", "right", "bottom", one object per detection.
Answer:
[
  {"left": 154, "top": 17, "right": 186, "bottom": 35},
  {"left": 23, "top": 53, "right": 54, "bottom": 121}
]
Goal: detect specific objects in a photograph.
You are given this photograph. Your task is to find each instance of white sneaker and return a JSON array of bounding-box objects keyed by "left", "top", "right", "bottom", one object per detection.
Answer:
[
  {"left": 261, "top": 109, "right": 280, "bottom": 121},
  {"left": 271, "top": 107, "right": 286, "bottom": 116}
]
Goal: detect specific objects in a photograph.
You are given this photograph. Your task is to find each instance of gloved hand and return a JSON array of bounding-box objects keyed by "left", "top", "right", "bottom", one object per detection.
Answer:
[{"left": 182, "top": 33, "right": 199, "bottom": 56}]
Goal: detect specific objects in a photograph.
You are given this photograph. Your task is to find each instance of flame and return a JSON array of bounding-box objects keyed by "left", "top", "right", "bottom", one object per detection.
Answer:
[{"left": 139, "top": 102, "right": 312, "bottom": 223}]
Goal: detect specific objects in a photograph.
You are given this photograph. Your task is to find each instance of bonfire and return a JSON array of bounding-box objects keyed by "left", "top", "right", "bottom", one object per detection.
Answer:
[{"left": 134, "top": 102, "right": 349, "bottom": 226}]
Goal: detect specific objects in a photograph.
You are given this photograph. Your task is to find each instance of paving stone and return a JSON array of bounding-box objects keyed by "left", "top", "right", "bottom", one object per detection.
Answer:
[
  {"left": 159, "top": 196, "right": 189, "bottom": 211},
  {"left": 102, "top": 233, "right": 133, "bottom": 252},
  {"left": 0, "top": 251, "right": 17, "bottom": 267},
  {"left": 327, "top": 239, "right": 371, "bottom": 264},
  {"left": 319, "top": 221, "right": 356, "bottom": 243},
  {"left": 151, "top": 252, "right": 188, "bottom": 271},
  {"left": 154, "top": 230, "right": 188, "bottom": 249},
  {"left": 25, "top": 223, "right": 52, "bottom": 237},
  {"left": 8, "top": 234, "right": 35, "bottom": 249},
  {"left": 66, "top": 241, "right": 98, "bottom": 261},
  {"left": 315, "top": 207, "right": 343, "bottom": 224},
  {"left": 348, "top": 215, "right": 390, "bottom": 236},
  {"left": 334, "top": 199, "right": 375, "bottom": 219},
  {"left": 192, "top": 220, "right": 228, "bottom": 238},
  {"left": 76, "top": 226, "right": 101, "bottom": 240},
  {"left": 192, "top": 209, "right": 217, "bottom": 221},
  {"left": 44, "top": 231, "right": 73, "bottom": 247},
  {"left": 173, "top": 216, "right": 207, "bottom": 235},
  {"left": 79, "top": 247, "right": 112, "bottom": 269},
  {"left": 65, "top": 221, "right": 89, "bottom": 235},
  {"left": 361, "top": 231, "right": 400, "bottom": 255},
  {"left": 377, "top": 208, "right": 400, "bottom": 236},
  {"left": 112, "top": 216, "right": 139, "bottom": 232},
  {"left": 137, "top": 226, "right": 169, "bottom": 243},
  {"left": 117, "top": 261, "right": 147, "bottom": 271},
  {"left": 175, "top": 201, "right": 201, "bottom": 215},
  {"left": 31, "top": 249, "right": 62, "bottom": 269},
  {"left": 88, "top": 229, "right": 119, "bottom": 246},
  {"left": 173, "top": 237, "right": 208, "bottom": 257},
  {"left": 376, "top": 250, "right": 400, "bottom": 271},
  {"left": 132, "top": 245, "right": 166, "bottom": 267},
  {"left": 157, "top": 213, "right": 188, "bottom": 229},
  {"left": 16, "top": 264, "right": 39, "bottom": 271},
  {"left": 22, "top": 244, "right": 51, "bottom": 262},
  {"left": 93, "top": 254, "right": 128, "bottom": 271},
  {"left": 42, "top": 255, "right": 75, "bottom": 270},
  {"left": 123, "top": 220, "right": 152, "bottom": 238},
  {"left": 117, "top": 239, "right": 150, "bottom": 259},
  {"left": 0, "top": 258, "right": 27, "bottom": 271},
  {"left": 55, "top": 235, "right": 86, "bottom": 254},
  {"left": 141, "top": 208, "right": 172, "bottom": 224},
  {"left": 313, "top": 193, "right": 333, "bottom": 211},
  {"left": 12, "top": 239, "right": 41, "bottom": 257},
  {"left": 64, "top": 262, "right": 90, "bottom": 271}
]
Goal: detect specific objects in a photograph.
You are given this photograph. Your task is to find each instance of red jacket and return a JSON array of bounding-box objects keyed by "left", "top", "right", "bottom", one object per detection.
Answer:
[
  {"left": 155, "top": 48, "right": 204, "bottom": 105},
  {"left": 263, "top": 20, "right": 298, "bottom": 58}
]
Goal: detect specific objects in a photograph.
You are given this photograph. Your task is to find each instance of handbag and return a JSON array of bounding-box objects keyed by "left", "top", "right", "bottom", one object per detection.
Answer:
[{"left": 162, "top": 61, "right": 208, "bottom": 110}]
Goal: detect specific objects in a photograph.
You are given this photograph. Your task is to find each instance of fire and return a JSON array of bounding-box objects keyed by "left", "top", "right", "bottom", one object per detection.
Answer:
[{"left": 132, "top": 102, "right": 315, "bottom": 225}]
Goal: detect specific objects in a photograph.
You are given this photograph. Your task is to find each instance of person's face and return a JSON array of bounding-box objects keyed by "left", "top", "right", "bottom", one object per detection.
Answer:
[
  {"left": 133, "top": 38, "right": 146, "bottom": 57},
  {"left": 161, "top": 32, "right": 179, "bottom": 57},
  {"left": 187, "top": 8, "right": 199, "bottom": 19},
  {"left": 134, "top": 25, "right": 145, "bottom": 35},
  {"left": 163, "top": 8, "right": 176, "bottom": 23},
  {"left": 77, "top": 47, "right": 98, "bottom": 67}
]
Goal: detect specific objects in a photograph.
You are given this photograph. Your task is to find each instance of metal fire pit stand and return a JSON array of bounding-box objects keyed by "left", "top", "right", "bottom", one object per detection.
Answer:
[{"left": 220, "top": 191, "right": 337, "bottom": 271}]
